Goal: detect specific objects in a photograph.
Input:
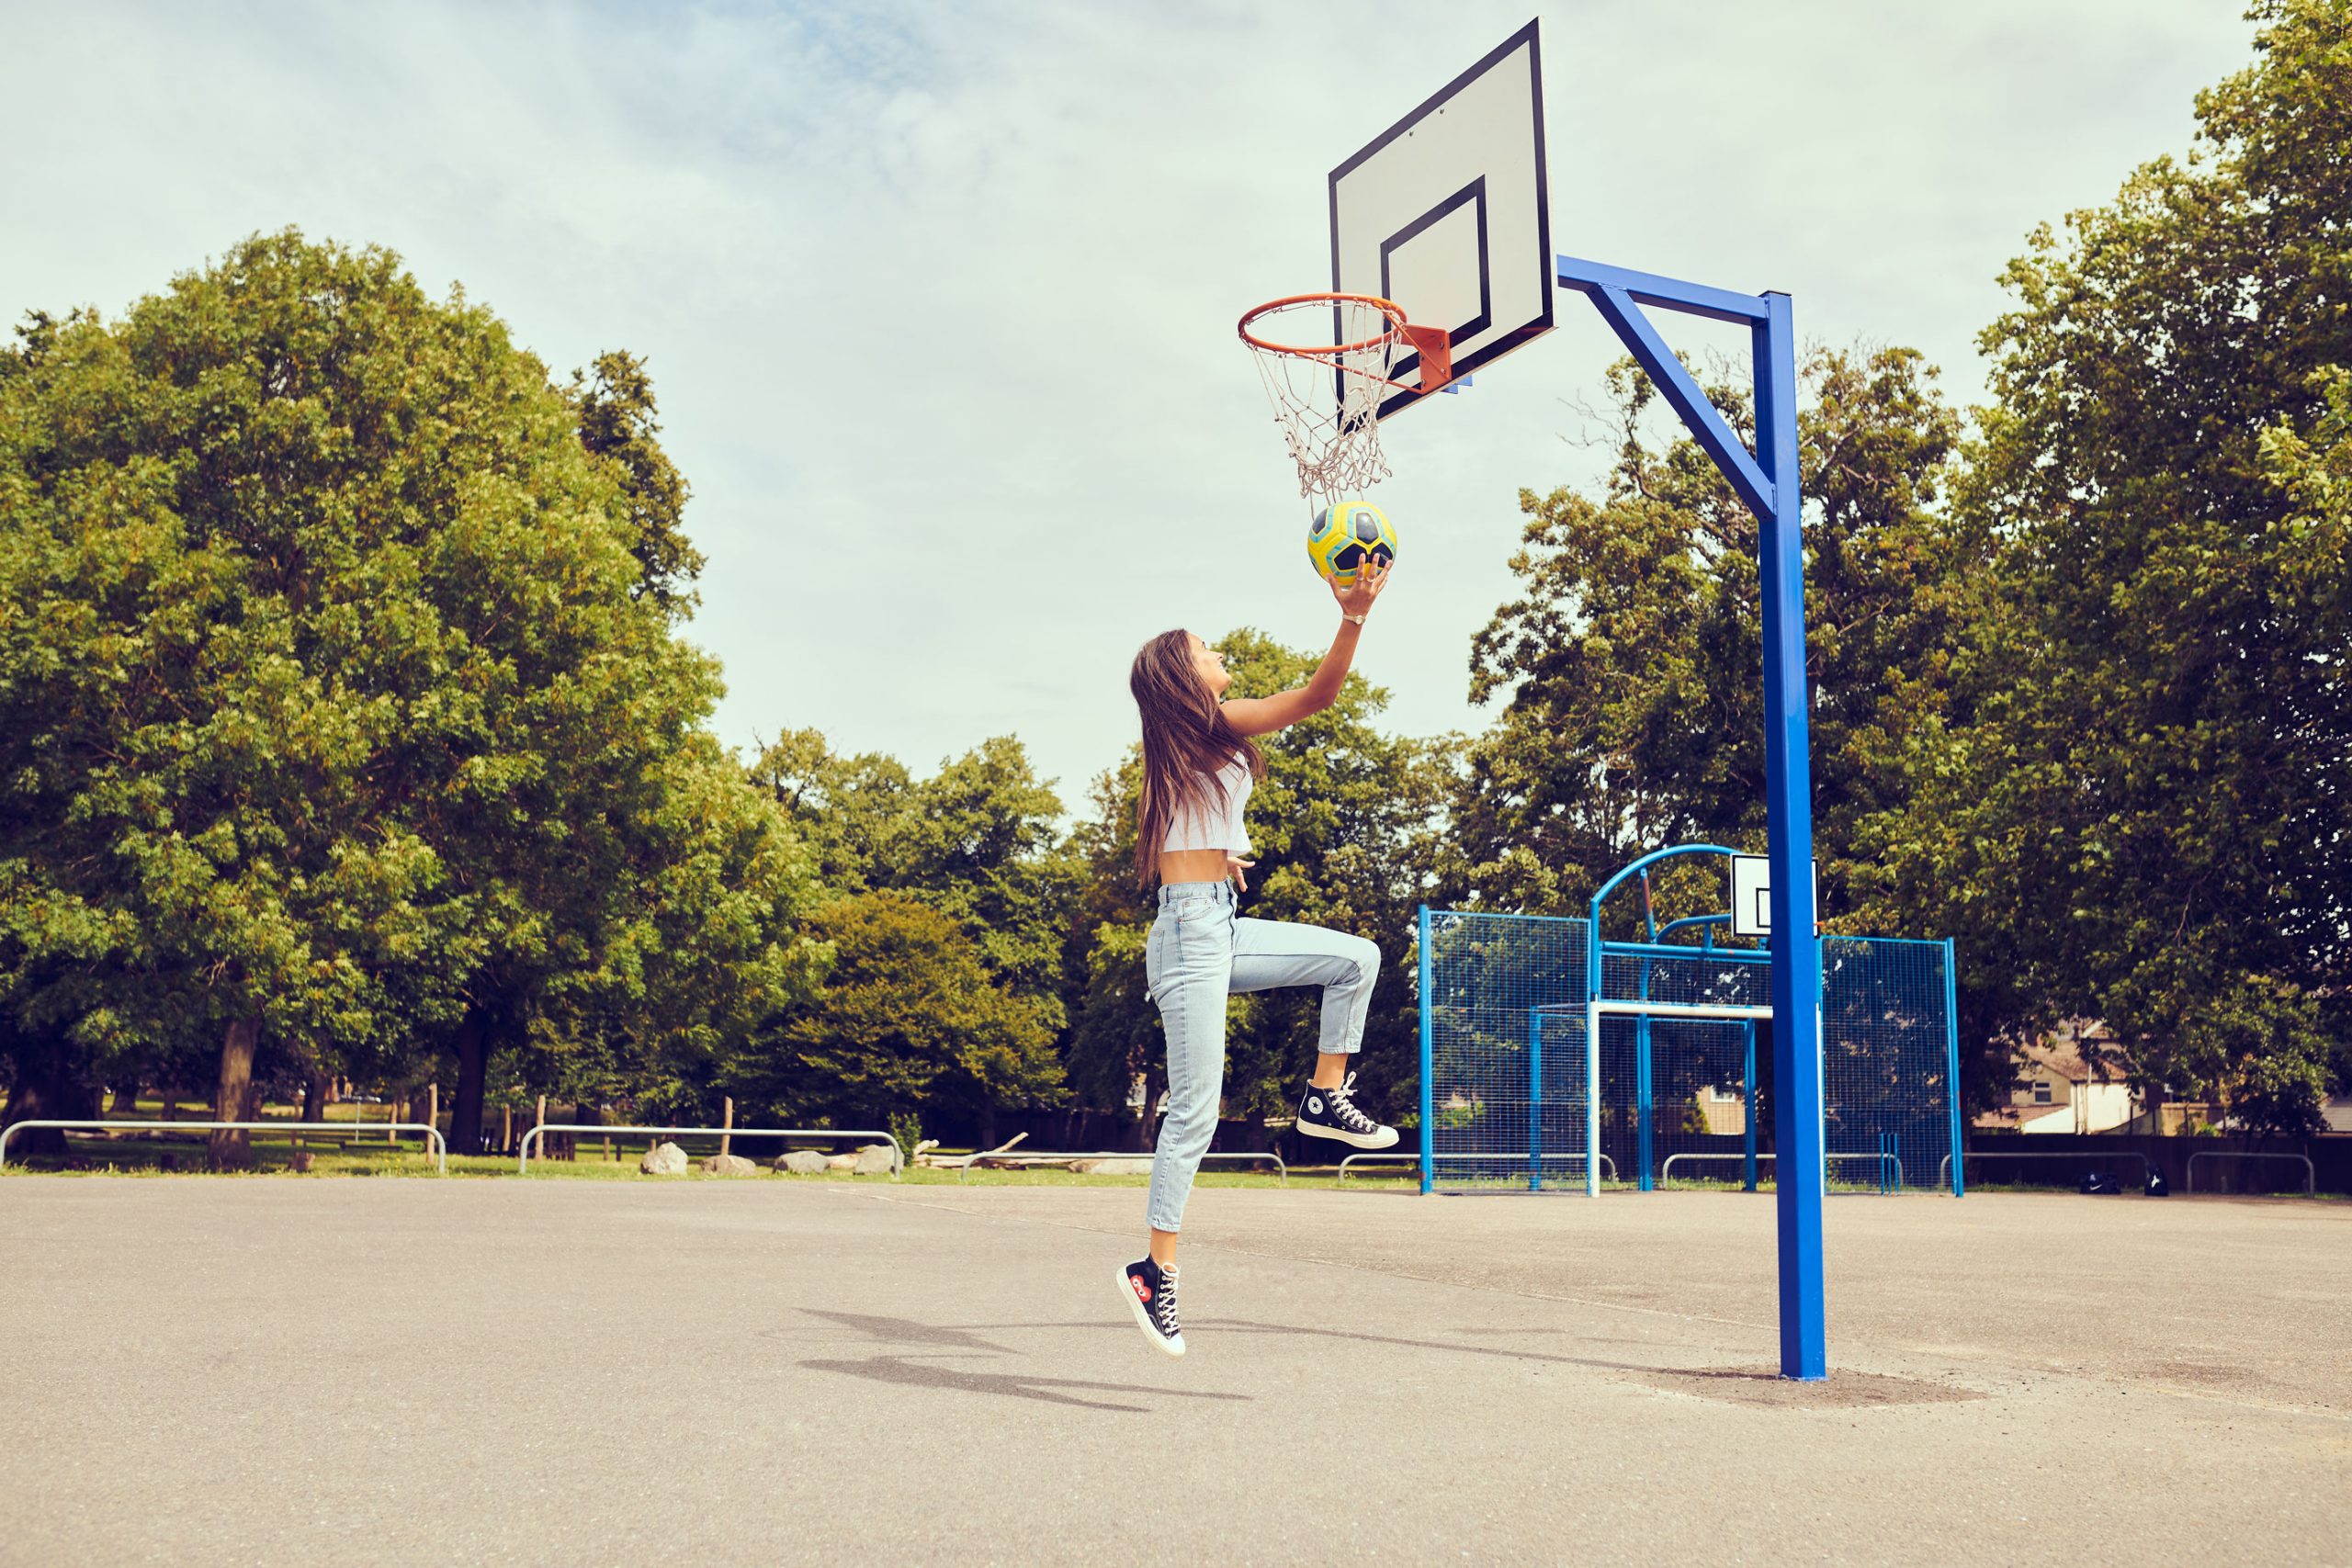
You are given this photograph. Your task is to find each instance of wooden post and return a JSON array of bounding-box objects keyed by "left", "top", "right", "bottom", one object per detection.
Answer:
[
  {"left": 501, "top": 1104, "right": 513, "bottom": 1156},
  {"left": 426, "top": 1084, "right": 439, "bottom": 1148},
  {"left": 721, "top": 1097, "right": 734, "bottom": 1158},
  {"left": 535, "top": 1095, "right": 547, "bottom": 1160}
]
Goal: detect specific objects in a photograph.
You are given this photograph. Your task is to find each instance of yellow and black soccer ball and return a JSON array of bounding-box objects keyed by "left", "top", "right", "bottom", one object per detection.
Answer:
[{"left": 1307, "top": 500, "right": 1397, "bottom": 587}]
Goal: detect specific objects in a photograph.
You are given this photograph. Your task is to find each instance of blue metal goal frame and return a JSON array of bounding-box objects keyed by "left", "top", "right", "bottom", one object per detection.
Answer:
[{"left": 1417, "top": 892, "right": 1959, "bottom": 1214}]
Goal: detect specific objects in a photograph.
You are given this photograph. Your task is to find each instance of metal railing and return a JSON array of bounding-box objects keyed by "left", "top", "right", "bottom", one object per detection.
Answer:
[
  {"left": 1826, "top": 1151, "right": 1902, "bottom": 1189},
  {"left": 1337, "top": 1153, "right": 1422, "bottom": 1184},
  {"left": 1937, "top": 1149, "right": 2154, "bottom": 1191},
  {"left": 956, "top": 1150, "right": 1283, "bottom": 1184},
  {"left": 1655, "top": 1151, "right": 1905, "bottom": 1189},
  {"left": 1423, "top": 1151, "right": 1618, "bottom": 1187},
  {"left": 516, "top": 1124, "right": 900, "bottom": 1176},
  {"left": 0, "top": 1119, "right": 447, "bottom": 1173},
  {"left": 2186, "top": 1150, "right": 2314, "bottom": 1197},
  {"left": 1660, "top": 1152, "right": 1773, "bottom": 1184}
]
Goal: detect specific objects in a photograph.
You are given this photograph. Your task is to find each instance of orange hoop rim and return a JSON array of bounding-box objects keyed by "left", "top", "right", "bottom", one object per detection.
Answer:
[{"left": 1237, "top": 292, "right": 1410, "bottom": 360}]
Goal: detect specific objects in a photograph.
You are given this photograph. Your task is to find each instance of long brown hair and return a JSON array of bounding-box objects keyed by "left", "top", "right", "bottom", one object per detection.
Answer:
[{"left": 1129, "top": 629, "right": 1264, "bottom": 889}]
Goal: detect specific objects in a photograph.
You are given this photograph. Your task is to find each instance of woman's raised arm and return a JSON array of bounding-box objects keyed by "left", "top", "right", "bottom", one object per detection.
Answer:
[{"left": 1219, "top": 557, "right": 1392, "bottom": 737}]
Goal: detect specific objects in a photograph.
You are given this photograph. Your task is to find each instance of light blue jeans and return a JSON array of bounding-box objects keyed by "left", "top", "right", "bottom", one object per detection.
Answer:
[{"left": 1143, "top": 881, "right": 1381, "bottom": 1232}]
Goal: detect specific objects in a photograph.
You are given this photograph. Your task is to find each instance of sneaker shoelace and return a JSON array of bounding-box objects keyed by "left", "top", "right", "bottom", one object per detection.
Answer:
[
  {"left": 1324, "top": 1072, "right": 1381, "bottom": 1134},
  {"left": 1152, "top": 1269, "right": 1181, "bottom": 1336}
]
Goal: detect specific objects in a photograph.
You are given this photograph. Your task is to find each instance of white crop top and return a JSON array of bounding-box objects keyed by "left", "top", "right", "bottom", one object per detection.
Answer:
[{"left": 1161, "top": 753, "right": 1254, "bottom": 854}]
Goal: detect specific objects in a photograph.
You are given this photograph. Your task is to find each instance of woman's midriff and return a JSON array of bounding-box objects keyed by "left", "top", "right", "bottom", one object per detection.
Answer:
[{"left": 1157, "top": 849, "right": 1232, "bottom": 886}]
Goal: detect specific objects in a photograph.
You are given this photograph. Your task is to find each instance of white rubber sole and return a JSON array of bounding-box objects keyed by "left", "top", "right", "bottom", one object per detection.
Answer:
[
  {"left": 1114, "top": 1264, "right": 1186, "bottom": 1358},
  {"left": 1296, "top": 1119, "right": 1400, "bottom": 1151}
]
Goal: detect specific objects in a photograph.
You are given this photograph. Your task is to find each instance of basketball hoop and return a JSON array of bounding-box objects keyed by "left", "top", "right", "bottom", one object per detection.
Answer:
[{"left": 1238, "top": 293, "right": 1452, "bottom": 502}]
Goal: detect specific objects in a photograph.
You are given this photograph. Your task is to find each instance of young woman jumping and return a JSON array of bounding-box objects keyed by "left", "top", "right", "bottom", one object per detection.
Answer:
[{"left": 1116, "top": 558, "right": 1400, "bottom": 1357}]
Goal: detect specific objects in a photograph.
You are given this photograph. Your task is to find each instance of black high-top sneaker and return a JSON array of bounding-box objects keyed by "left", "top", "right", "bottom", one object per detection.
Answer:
[
  {"left": 1115, "top": 1256, "right": 1185, "bottom": 1357},
  {"left": 1295, "top": 1071, "right": 1399, "bottom": 1150}
]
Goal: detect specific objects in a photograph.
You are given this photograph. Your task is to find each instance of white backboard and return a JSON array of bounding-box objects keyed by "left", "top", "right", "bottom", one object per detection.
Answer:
[
  {"left": 1730, "top": 854, "right": 1820, "bottom": 940},
  {"left": 1329, "top": 19, "right": 1553, "bottom": 423}
]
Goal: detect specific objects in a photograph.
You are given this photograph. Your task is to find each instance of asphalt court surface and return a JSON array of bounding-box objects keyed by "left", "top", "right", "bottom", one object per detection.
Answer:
[{"left": 3, "top": 1178, "right": 2346, "bottom": 1565}]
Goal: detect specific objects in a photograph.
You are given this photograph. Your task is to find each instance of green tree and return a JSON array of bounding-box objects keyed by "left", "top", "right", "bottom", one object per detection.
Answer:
[
  {"left": 1863, "top": 1, "right": 2352, "bottom": 1134},
  {"left": 0, "top": 247, "right": 488, "bottom": 1162},
  {"left": 721, "top": 892, "right": 1060, "bottom": 1125},
  {"left": 0, "top": 230, "right": 815, "bottom": 1162},
  {"left": 1447, "top": 342, "right": 2032, "bottom": 1107},
  {"left": 472, "top": 731, "right": 826, "bottom": 1140},
  {"left": 752, "top": 730, "right": 1083, "bottom": 1024},
  {"left": 744, "top": 730, "right": 1080, "bottom": 1133},
  {"left": 1453, "top": 344, "right": 1970, "bottom": 914},
  {"left": 569, "top": 350, "right": 700, "bottom": 610}
]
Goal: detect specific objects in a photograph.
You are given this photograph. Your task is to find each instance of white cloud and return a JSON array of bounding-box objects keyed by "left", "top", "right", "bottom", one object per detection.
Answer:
[{"left": 1, "top": 0, "right": 2253, "bottom": 815}]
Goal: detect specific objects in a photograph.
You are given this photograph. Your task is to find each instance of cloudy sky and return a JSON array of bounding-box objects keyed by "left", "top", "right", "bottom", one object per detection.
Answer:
[{"left": 4, "top": 1, "right": 2256, "bottom": 818}]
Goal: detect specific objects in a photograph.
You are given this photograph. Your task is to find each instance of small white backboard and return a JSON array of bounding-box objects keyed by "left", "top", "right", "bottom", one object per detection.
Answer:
[
  {"left": 1729, "top": 854, "right": 1820, "bottom": 940},
  {"left": 1328, "top": 18, "right": 1553, "bottom": 423}
]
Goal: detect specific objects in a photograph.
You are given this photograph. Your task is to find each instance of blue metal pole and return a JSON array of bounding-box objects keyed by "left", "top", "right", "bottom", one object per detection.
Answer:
[
  {"left": 1636, "top": 961, "right": 1655, "bottom": 1191},
  {"left": 1743, "top": 1021, "right": 1758, "bottom": 1191},
  {"left": 1559, "top": 259, "right": 1826, "bottom": 1377},
  {"left": 1756, "top": 290, "right": 1827, "bottom": 1381},
  {"left": 1419, "top": 905, "right": 1435, "bottom": 1196},
  {"left": 1942, "top": 937, "right": 1964, "bottom": 1199},
  {"left": 1636, "top": 1019, "right": 1654, "bottom": 1190},
  {"left": 1585, "top": 904, "right": 1602, "bottom": 1199},
  {"left": 1527, "top": 1007, "right": 1544, "bottom": 1191}
]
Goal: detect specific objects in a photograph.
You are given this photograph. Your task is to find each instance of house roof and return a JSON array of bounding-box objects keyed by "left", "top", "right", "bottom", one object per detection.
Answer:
[
  {"left": 1973, "top": 1101, "right": 2077, "bottom": 1132},
  {"left": 2014, "top": 1020, "right": 2122, "bottom": 1085}
]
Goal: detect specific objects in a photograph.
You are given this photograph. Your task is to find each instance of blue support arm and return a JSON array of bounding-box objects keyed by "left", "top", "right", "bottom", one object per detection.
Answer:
[{"left": 1581, "top": 286, "right": 1776, "bottom": 521}]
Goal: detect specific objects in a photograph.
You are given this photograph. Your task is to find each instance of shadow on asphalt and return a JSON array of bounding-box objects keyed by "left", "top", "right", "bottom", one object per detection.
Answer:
[
  {"left": 797, "top": 1309, "right": 1018, "bottom": 1355},
  {"left": 768, "top": 1307, "right": 1657, "bottom": 1373},
  {"left": 989, "top": 1315, "right": 1668, "bottom": 1372},
  {"left": 797, "top": 1355, "right": 1252, "bottom": 1413},
  {"left": 769, "top": 1311, "right": 1252, "bottom": 1412},
  {"left": 766, "top": 1305, "right": 1708, "bottom": 1417},
  {"left": 774, "top": 1305, "right": 1971, "bottom": 1414}
]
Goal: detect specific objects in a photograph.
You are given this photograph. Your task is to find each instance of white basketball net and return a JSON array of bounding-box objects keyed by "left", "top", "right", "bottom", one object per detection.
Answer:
[{"left": 1242, "top": 296, "right": 1408, "bottom": 504}]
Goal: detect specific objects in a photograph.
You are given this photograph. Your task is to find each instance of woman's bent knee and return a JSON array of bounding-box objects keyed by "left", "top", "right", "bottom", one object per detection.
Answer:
[
  {"left": 1158, "top": 1127, "right": 1216, "bottom": 1164},
  {"left": 1156, "top": 1093, "right": 1220, "bottom": 1154}
]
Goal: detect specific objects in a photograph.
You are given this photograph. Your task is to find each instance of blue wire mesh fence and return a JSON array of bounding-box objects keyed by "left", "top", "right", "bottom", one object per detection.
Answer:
[
  {"left": 1421, "top": 910, "right": 1955, "bottom": 1194},
  {"left": 1821, "top": 936, "right": 1958, "bottom": 1191},
  {"left": 1419, "top": 911, "right": 1596, "bottom": 1190}
]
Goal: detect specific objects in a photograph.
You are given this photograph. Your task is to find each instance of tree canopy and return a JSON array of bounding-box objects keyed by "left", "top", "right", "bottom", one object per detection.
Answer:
[
  {"left": 1859, "top": 0, "right": 2352, "bottom": 1133},
  {"left": 0, "top": 230, "right": 819, "bottom": 1161}
]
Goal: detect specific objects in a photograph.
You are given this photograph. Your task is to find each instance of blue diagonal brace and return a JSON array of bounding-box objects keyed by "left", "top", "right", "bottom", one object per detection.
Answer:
[{"left": 1581, "top": 284, "right": 1776, "bottom": 522}]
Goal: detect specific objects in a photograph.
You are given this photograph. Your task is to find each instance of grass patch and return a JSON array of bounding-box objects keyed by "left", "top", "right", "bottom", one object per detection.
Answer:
[{"left": 0, "top": 1129, "right": 1431, "bottom": 1190}]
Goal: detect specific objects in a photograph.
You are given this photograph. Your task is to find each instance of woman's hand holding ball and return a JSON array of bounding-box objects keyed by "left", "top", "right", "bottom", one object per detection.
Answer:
[{"left": 1331, "top": 554, "right": 1391, "bottom": 621}]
